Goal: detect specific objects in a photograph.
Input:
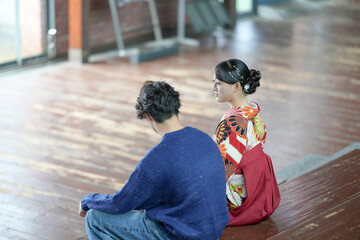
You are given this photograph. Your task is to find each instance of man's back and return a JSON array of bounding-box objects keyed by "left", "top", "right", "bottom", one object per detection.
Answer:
[{"left": 140, "top": 126, "right": 230, "bottom": 239}]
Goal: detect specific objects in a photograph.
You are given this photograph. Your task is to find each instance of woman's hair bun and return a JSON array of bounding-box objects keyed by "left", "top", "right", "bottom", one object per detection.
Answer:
[{"left": 244, "top": 69, "right": 261, "bottom": 94}]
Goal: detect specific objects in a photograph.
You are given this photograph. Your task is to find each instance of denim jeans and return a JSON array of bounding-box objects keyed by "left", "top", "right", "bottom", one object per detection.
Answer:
[{"left": 85, "top": 209, "right": 170, "bottom": 240}]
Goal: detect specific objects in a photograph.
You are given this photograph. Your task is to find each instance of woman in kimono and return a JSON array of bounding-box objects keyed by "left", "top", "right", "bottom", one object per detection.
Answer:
[{"left": 212, "top": 59, "right": 280, "bottom": 226}]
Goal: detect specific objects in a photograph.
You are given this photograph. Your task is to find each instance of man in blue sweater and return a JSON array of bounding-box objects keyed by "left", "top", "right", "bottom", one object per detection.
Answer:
[{"left": 79, "top": 81, "right": 230, "bottom": 239}]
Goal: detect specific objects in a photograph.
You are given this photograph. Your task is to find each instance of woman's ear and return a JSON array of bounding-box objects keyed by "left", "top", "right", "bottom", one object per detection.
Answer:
[{"left": 234, "top": 82, "right": 242, "bottom": 93}]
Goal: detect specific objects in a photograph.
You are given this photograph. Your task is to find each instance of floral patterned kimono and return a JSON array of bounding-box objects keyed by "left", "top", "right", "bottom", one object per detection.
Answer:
[{"left": 214, "top": 102, "right": 280, "bottom": 226}]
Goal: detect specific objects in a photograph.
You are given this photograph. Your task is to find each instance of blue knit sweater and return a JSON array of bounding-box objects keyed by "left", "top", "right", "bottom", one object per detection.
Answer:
[{"left": 81, "top": 126, "right": 230, "bottom": 239}]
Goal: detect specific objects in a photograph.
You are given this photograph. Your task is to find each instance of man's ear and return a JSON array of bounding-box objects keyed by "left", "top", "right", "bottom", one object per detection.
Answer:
[{"left": 145, "top": 114, "right": 153, "bottom": 121}]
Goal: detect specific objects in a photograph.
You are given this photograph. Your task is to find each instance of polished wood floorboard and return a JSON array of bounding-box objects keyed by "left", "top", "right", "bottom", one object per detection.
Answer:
[{"left": 0, "top": 0, "right": 359, "bottom": 239}]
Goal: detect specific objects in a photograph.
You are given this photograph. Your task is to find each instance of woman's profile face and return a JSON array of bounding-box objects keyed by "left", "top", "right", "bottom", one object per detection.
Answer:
[{"left": 212, "top": 76, "right": 236, "bottom": 103}]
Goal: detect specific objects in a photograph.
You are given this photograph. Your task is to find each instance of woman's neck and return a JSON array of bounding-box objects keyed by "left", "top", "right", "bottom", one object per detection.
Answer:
[{"left": 229, "top": 95, "right": 249, "bottom": 108}]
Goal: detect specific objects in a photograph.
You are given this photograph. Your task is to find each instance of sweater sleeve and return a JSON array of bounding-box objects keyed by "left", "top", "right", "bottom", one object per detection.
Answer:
[{"left": 81, "top": 164, "right": 159, "bottom": 214}]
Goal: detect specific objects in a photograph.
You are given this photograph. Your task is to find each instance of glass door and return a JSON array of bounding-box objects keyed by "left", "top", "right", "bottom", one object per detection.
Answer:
[
  {"left": 258, "top": 0, "right": 288, "bottom": 4},
  {"left": 0, "top": 0, "right": 48, "bottom": 68},
  {"left": 236, "top": 0, "right": 258, "bottom": 16},
  {"left": 0, "top": 0, "right": 17, "bottom": 65}
]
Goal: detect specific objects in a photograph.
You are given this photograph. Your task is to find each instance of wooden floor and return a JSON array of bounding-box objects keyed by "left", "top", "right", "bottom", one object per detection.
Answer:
[
  {"left": 0, "top": 0, "right": 359, "bottom": 239},
  {"left": 220, "top": 149, "right": 360, "bottom": 239}
]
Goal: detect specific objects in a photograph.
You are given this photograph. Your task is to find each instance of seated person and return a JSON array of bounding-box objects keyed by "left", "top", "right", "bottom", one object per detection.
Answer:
[
  {"left": 78, "top": 81, "right": 230, "bottom": 239},
  {"left": 212, "top": 59, "right": 281, "bottom": 226}
]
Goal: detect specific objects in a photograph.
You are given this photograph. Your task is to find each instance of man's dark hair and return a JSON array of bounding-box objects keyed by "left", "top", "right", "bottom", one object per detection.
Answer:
[{"left": 135, "top": 81, "right": 181, "bottom": 123}]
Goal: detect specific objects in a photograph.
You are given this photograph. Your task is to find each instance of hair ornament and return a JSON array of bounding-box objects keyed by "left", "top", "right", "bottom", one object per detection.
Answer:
[
  {"left": 229, "top": 65, "right": 242, "bottom": 81},
  {"left": 244, "top": 84, "right": 250, "bottom": 91},
  {"left": 233, "top": 65, "right": 241, "bottom": 75}
]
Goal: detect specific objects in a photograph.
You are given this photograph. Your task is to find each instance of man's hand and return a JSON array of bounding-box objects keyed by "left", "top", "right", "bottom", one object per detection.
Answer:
[{"left": 78, "top": 202, "right": 87, "bottom": 217}]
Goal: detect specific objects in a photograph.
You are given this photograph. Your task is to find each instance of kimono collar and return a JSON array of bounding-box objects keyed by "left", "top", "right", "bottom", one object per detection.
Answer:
[{"left": 222, "top": 101, "right": 260, "bottom": 121}]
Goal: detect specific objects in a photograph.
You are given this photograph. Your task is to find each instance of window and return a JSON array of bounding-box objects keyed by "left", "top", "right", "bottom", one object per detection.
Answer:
[{"left": 0, "top": 0, "right": 48, "bottom": 68}]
